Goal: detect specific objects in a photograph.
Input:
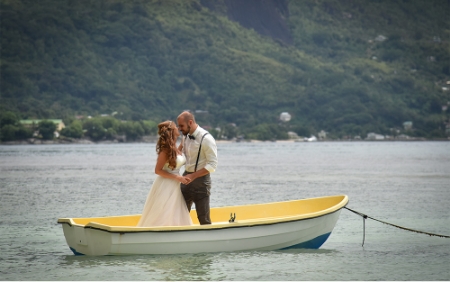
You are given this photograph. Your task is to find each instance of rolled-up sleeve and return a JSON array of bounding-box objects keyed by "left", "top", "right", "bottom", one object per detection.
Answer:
[{"left": 203, "top": 135, "right": 218, "bottom": 173}]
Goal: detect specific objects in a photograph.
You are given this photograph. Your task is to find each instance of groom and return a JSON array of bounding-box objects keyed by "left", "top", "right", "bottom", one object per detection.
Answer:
[{"left": 177, "top": 111, "right": 218, "bottom": 225}]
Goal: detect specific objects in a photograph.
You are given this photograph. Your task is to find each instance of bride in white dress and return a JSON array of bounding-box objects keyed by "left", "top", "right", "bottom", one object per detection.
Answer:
[{"left": 137, "top": 121, "right": 193, "bottom": 227}]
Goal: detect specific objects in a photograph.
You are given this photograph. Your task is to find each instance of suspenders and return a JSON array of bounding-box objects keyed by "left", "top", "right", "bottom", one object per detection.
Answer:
[
  {"left": 186, "top": 132, "right": 209, "bottom": 172},
  {"left": 194, "top": 133, "right": 209, "bottom": 172}
]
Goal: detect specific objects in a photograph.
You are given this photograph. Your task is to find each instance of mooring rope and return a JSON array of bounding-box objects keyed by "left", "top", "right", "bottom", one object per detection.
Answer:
[{"left": 344, "top": 207, "right": 450, "bottom": 246}]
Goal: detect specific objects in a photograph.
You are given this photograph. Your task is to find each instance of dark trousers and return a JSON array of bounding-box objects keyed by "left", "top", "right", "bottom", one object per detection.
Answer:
[{"left": 180, "top": 172, "right": 211, "bottom": 225}]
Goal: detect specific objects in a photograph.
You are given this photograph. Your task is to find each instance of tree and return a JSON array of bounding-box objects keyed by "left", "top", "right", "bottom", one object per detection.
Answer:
[
  {"left": 122, "top": 121, "right": 144, "bottom": 141},
  {"left": 1, "top": 125, "right": 17, "bottom": 141},
  {"left": 141, "top": 120, "right": 158, "bottom": 135},
  {"left": 61, "top": 120, "right": 83, "bottom": 138},
  {"left": 290, "top": 124, "right": 312, "bottom": 137},
  {"left": 220, "top": 124, "right": 238, "bottom": 140},
  {"left": 0, "top": 111, "right": 18, "bottom": 127},
  {"left": 247, "top": 123, "right": 289, "bottom": 141},
  {"left": 83, "top": 118, "right": 106, "bottom": 141},
  {"left": 15, "top": 126, "right": 33, "bottom": 140},
  {"left": 38, "top": 120, "right": 57, "bottom": 140},
  {"left": 0, "top": 112, "right": 31, "bottom": 141}
]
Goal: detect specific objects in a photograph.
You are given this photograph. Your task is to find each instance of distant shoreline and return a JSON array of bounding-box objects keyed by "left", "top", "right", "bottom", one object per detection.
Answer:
[{"left": 1, "top": 137, "right": 449, "bottom": 145}]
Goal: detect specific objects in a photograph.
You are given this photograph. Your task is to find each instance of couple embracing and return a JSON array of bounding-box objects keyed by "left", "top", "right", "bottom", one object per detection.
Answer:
[{"left": 137, "top": 111, "right": 218, "bottom": 227}]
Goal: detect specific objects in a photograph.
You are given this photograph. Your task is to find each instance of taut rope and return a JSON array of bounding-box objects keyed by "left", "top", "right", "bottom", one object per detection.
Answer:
[{"left": 344, "top": 207, "right": 450, "bottom": 247}]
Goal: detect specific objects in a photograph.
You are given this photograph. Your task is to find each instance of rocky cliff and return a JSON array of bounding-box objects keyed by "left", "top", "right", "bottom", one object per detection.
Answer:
[{"left": 200, "top": 0, "right": 293, "bottom": 45}]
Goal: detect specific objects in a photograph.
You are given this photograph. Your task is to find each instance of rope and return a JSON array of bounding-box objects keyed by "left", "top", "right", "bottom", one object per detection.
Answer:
[{"left": 344, "top": 207, "right": 450, "bottom": 246}]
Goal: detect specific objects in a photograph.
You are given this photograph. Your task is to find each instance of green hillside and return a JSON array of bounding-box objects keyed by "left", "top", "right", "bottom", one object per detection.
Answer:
[{"left": 1, "top": 0, "right": 449, "bottom": 141}]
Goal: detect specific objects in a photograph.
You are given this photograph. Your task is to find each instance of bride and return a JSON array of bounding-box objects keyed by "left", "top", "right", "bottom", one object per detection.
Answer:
[{"left": 137, "top": 121, "right": 193, "bottom": 227}]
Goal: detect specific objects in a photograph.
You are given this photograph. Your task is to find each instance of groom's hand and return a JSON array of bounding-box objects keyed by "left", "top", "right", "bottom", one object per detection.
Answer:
[
  {"left": 184, "top": 176, "right": 192, "bottom": 185},
  {"left": 185, "top": 174, "right": 197, "bottom": 184}
]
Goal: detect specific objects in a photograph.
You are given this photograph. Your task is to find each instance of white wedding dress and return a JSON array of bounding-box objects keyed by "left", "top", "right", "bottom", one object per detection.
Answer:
[{"left": 137, "top": 154, "right": 193, "bottom": 227}]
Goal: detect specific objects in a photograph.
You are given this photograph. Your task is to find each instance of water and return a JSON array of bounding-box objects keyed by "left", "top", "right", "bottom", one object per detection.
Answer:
[{"left": 1, "top": 141, "right": 449, "bottom": 280}]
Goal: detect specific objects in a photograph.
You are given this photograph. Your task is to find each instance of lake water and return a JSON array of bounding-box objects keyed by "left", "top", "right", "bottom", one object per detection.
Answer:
[{"left": 1, "top": 141, "right": 449, "bottom": 280}]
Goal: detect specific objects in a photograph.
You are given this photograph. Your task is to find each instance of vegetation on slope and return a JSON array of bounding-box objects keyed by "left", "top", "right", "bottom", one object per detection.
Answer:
[{"left": 1, "top": 0, "right": 449, "bottom": 141}]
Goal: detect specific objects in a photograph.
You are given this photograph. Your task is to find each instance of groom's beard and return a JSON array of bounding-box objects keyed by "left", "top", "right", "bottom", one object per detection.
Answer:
[{"left": 184, "top": 125, "right": 191, "bottom": 136}]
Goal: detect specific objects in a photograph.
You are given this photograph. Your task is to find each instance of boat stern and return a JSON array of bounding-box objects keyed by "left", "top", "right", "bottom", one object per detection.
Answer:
[{"left": 58, "top": 219, "right": 112, "bottom": 256}]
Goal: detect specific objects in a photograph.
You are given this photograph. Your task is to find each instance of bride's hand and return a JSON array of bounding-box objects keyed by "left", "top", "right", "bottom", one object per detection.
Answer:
[{"left": 178, "top": 176, "right": 191, "bottom": 185}]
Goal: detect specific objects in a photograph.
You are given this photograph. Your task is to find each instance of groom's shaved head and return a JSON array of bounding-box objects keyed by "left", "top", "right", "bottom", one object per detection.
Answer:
[
  {"left": 177, "top": 111, "right": 197, "bottom": 136},
  {"left": 178, "top": 111, "right": 195, "bottom": 123}
]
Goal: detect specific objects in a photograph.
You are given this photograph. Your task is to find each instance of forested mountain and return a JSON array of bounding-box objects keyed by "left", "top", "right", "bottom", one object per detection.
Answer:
[{"left": 1, "top": 0, "right": 449, "bottom": 140}]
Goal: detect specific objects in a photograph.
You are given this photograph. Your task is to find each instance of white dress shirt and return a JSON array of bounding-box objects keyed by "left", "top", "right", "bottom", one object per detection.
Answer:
[{"left": 183, "top": 126, "right": 218, "bottom": 173}]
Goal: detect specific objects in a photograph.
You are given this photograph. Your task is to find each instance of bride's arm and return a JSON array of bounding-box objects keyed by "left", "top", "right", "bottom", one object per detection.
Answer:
[
  {"left": 177, "top": 136, "right": 184, "bottom": 152},
  {"left": 155, "top": 151, "right": 189, "bottom": 184}
]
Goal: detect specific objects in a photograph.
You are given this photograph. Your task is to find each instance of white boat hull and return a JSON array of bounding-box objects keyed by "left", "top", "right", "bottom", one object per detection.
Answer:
[{"left": 61, "top": 209, "right": 342, "bottom": 255}]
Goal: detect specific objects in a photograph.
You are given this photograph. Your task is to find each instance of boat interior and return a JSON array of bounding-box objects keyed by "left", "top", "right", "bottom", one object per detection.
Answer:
[{"left": 58, "top": 195, "right": 348, "bottom": 229}]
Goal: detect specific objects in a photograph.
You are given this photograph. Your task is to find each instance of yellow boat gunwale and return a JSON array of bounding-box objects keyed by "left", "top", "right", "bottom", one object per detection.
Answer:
[{"left": 57, "top": 195, "right": 348, "bottom": 233}]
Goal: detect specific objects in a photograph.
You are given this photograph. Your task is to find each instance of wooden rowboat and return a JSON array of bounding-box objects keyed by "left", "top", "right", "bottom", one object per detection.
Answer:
[{"left": 57, "top": 194, "right": 348, "bottom": 255}]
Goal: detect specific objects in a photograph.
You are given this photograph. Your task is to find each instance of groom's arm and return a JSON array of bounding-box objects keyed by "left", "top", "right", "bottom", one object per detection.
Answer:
[
  {"left": 186, "top": 136, "right": 217, "bottom": 181},
  {"left": 186, "top": 167, "right": 210, "bottom": 182}
]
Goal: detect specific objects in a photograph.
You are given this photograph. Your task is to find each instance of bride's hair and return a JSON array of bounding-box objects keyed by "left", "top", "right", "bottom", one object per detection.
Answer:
[{"left": 156, "top": 120, "right": 177, "bottom": 169}]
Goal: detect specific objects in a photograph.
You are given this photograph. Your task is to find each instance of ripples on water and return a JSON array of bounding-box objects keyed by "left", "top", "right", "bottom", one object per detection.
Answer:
[{"left": 0, "top": 142, "right": 449, "bottom": 280}]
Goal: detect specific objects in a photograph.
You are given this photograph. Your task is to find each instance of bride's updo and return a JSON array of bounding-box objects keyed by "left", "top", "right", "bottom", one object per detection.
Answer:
[{"left": 156, "top": 120, "right": 178, "bottom": 169}]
